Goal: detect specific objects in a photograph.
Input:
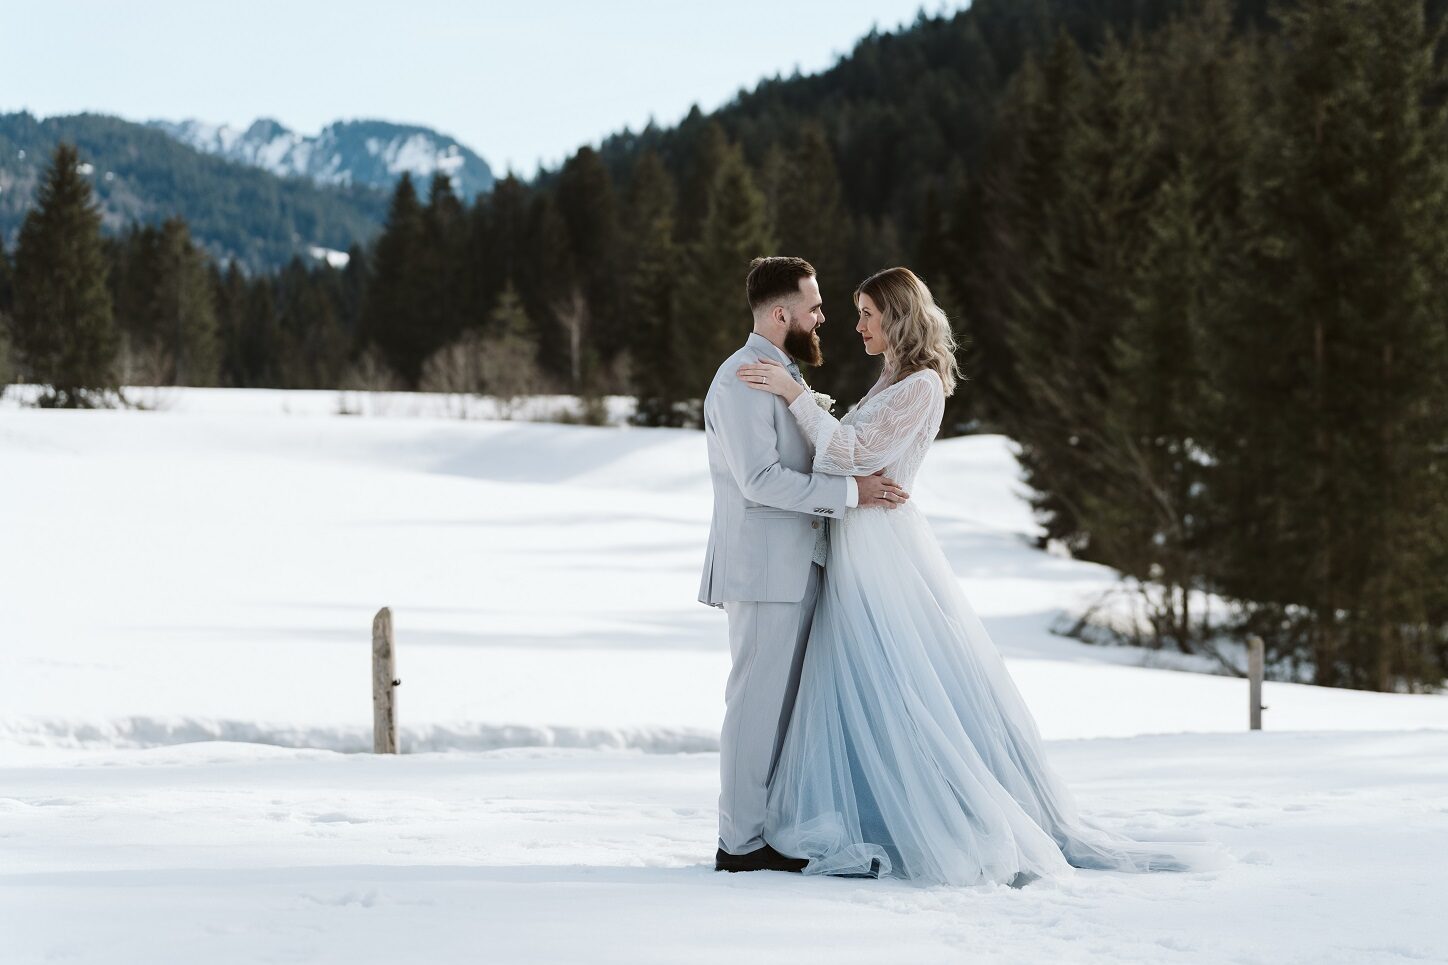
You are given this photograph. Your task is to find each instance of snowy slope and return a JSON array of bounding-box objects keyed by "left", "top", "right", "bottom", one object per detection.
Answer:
[
  {"left": 2, "top": 386, "right": 1445, "bottom": 964},
  {"left": 2, "top": 385, "right": 1444, "bottom": 751}
]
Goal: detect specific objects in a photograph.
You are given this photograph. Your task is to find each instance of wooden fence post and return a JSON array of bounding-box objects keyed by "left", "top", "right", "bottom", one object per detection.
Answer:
[
  {"left": 1248, "top": 634, "right": 1265, "bottom": 731},
  {"left": 373, "top": 607, "right": 400, "bottom": 753}
]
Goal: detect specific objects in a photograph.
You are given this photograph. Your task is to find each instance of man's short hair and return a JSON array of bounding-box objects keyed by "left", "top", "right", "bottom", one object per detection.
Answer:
[{"left": 746, "top": 256, "right": 816, "bottom": 313}]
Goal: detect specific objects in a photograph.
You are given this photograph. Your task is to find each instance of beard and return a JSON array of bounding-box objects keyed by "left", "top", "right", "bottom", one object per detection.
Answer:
[{"left": 783, "top": 315, "right": 824, "bottom": 367}]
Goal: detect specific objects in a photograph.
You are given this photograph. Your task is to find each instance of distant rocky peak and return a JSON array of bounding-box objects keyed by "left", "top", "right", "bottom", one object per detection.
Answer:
[{"left": 146, "top": 116, "right": 494, "bottom": 199}]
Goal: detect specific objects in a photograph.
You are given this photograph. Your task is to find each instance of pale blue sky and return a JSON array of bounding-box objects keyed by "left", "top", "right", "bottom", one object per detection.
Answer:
[{"left": 3, "top": 0, "right": 968, "bottom": 176}]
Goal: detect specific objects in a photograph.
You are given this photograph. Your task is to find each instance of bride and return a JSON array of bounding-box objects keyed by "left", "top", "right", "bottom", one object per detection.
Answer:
[{"left": 735, "top": 267, "right": 1219, "bottom": 886}]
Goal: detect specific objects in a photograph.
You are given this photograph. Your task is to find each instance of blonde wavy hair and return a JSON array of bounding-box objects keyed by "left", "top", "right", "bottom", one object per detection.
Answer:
[{"left": 854, "top": 267, "right": 960, "bottom": 396}]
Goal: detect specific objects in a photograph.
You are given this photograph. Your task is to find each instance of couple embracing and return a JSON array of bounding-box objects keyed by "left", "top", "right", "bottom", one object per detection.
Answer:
[{"left": 699, "top": 257, "right": 1217, "bottom": 886}]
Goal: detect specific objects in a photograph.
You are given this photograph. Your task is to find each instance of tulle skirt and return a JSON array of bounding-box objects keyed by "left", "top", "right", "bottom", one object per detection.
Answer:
[{"left": 763, "top": 501, "right": 1221, "bottom": 886}]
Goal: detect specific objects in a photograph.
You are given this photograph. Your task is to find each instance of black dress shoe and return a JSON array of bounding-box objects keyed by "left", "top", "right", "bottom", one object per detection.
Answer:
[
  {"left": 826, "top": 857, "right": 883, "bottom": 879},
  {"left": 715, "top": 845, "right": 809, "bottom": 873}
]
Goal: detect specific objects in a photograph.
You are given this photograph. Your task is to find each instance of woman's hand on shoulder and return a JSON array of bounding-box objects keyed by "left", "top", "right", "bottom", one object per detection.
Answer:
[{"left": 736, "top": 357, "right": 804, "bottom": 402}]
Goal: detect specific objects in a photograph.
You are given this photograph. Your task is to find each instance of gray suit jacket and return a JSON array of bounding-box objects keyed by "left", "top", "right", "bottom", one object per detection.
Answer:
[{"left": 697, "top": 333, "right": 848, "bottom": 606}]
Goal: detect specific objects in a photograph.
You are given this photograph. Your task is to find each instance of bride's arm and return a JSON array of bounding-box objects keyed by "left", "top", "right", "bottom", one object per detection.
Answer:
[{"left": 787, "top": 372, "right": 943, "bottom": 476}]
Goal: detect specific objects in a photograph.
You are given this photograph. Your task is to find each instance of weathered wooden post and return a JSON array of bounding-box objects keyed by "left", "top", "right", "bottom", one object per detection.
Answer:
[
  {"left": 372, "top": 606, "right": 401, "bottom": 753},
  {"left": 1248, "top": 634, "right": 1265, "bottom": 731}
]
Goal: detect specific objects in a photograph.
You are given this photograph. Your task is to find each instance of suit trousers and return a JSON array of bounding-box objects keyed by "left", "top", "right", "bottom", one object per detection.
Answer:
[{"left": 717, "top": 562, "right": 823, "bottom": 854}]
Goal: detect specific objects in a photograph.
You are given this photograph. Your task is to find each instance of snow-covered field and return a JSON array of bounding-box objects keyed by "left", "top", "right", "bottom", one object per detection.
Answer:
[{"left": 3, "top": 386, "right": 1446, "bottom": 964}]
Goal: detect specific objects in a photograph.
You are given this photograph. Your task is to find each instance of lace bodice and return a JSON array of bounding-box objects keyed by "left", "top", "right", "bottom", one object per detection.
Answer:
[{"left": 787, "top": 368, "right": 945, "bottom": 492}]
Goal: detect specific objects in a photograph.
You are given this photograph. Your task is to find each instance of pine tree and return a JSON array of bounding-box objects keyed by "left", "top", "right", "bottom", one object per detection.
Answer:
[
  {"left": 0, "top": 320, "right": 12, "bottom": 393},
  {"left": 556, "top": 147, "right": 624, "bottom": 384},
  {"left": 107, "top": 219, "right": 223, "bottom": 386},
  {"left": 211, "top": 261, "right": 249, "bottom": 387},
  {"left": 772, "top": 124, "right": 857, "bottom": 392},
  {"left": 1083, "top": 11, "right": 1258, "bottom": 652},
  {"left": 238, "top": 275, "right": 282, "bottom": 387},
  {"left": 1214, "top": 0, "right": 1448, "bottom": 689},
  {"left": 154, "top": 217, "right": 221, "bottom": 385},
  {"left": 755, "top": 144, "right": 789, "bottom": 234},
  {"left": 968, "top": 23, "right": 1243, "bottom": 657},
  {"left": 1100, "top": 158, "right": 1215, "bottom": 649},
  {"left": 519, "top": 193, "right": 578, "bottom": 388},
  {"left": 1030, "top": 30, "right": 1164, "bottom": 569},
  {"left": 338, "top": 242, "right": 368, "bottom": 347},
  {"left": 273, "top": 257, "right": 349, "bottom": 389},
  {"left": 361, "top": 174, "right": 428, "bottom": 386},
  {"left": 109, "top": 224, "right": 162, "bottom": 383},
  {"left": 11, "top": 142, "right": 119, "bottom": 407},
  {"left": 1353, "top": 0, "right": 1448, "bottom": 690},
  {"left": 977, "top": 32, "right": 1098, "bottom": 553},
  {"left": 1130, "top": 0, "right": 1256, "bottom": 653},
  {"left": 913, "top": 162, "right": 970, "bottom": 320},
  {"left": 463, "top": 173, "right": 529, "bottom": 331},
  {"left": 0, "top": 239, "right": 13, "bottom": 316},
  {"left": 481, "top": 282, "right": 544, "bottom": 415},
  {"left": 622, "top": 151, "right": 689, "bottom": 426},
  {"left": 0, "top": 240, "right": 15, "bottom": 390},
  {"left": 690, "top": 140, "right": 775, "bottom": 388},
  {"left": 677, "top": 120, "right": 730, "bottom": 244},
  {"left": 419, "top": 172, "right": 467, "bottom": 351},
  {"left": 920, "top": 165, "right": 981, "bottom": 433}
]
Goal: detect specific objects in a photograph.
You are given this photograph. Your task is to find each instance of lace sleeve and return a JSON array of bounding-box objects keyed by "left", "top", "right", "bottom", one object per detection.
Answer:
[{"left": 787, "top": 372, "right": 943, "bottom": 476}]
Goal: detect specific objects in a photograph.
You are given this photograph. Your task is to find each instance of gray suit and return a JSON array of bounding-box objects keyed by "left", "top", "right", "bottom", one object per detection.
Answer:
[{"left": 698, "top": 332, "right": 849, "bottom": 855}]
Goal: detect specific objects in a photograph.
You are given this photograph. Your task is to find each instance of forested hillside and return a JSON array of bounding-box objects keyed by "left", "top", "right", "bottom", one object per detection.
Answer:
[{"left": 0, "top": 111, "right": 389, "bottom": 272}]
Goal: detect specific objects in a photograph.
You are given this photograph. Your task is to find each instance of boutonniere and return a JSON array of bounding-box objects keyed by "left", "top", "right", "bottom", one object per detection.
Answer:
[{"left": 810, "top": 390, "right": 835, "bottom": 413}]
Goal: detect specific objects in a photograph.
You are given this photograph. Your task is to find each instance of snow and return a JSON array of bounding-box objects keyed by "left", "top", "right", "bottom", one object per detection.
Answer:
[
  {"left": 153, "top": 118, "right": 460, "bottom": 187},
  {"left": 366, "top": 131, "right": 469, "bottom": 180},
  {"left": 2, "top": 385, "right": 1446, "bottom": 964},
  {"left": 151, "top": 118, "right": 309, "bottom": 177},
  {"left": 308, "top": 244, "right": 352, "bottom": 268},
  {"left": 145, "top": 116, "right": 491, "bottom": 200}
]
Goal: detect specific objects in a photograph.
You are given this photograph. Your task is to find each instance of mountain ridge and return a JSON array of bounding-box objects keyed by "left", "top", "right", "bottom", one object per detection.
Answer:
[
  {"left": 145, "top": 115, "right": 494, "bottom": 200},
  {"left": 0, "top": 111, "right": 494, "bottom": 273},
  {"left": 0, "top": 110, "right": 391, "bottom": 273}
]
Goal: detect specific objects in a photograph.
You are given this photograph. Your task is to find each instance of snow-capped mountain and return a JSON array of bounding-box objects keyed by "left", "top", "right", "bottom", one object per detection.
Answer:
[{"left": 146, "top": 117, "right": 495, "bottom": 199}]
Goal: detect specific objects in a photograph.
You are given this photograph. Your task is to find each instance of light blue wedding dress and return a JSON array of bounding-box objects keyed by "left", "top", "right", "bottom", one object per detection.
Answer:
[{"left": 763, "top": 367, "right": 1219, "bottom": 885}]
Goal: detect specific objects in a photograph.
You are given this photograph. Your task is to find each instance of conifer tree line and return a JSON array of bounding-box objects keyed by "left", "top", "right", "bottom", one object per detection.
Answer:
[
  {"left": 0, "top": 120, "right": 890, "bottom": 418},
  {"left": 935, "top": 0, "right": 1448, "bottom": 691},
  {"left": 1, "top": 0, "right": 1444, "bottom": 690},
  {"left": 0, "top": 141, "right": 369, "bottom": 402}
]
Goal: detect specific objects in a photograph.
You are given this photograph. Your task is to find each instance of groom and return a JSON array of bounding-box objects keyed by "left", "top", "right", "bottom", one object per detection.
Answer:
[{"left": 699, "top": 256, "right": 909, "bottom": 873}]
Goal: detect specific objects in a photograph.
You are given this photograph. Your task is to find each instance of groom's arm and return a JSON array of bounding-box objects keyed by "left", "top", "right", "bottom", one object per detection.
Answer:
[{"left": 708, "top": 375, "right": 852, "bottom": 517}]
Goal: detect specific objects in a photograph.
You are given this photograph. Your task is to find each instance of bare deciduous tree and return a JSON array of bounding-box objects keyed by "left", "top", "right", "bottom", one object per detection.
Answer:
[{"left": 552, "top": 285, "right": 588, "bottom": 392}]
